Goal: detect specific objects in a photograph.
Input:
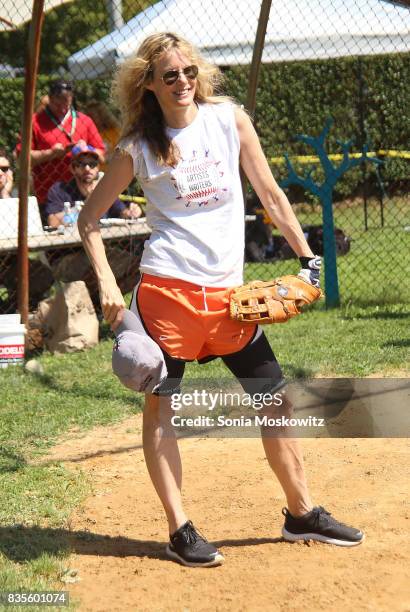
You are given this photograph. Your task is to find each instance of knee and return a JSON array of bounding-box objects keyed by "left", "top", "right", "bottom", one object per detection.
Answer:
[
  {"left": 257, "top": 393, "right": 294, "bottom": 438},
  {"left": 257, "top": 392, "right": 293, "bottom": 420}
]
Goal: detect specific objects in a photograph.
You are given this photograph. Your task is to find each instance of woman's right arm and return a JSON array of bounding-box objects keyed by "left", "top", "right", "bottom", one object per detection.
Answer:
[{"left": 77, "top": 150, "right": 135, "bottom": 326}]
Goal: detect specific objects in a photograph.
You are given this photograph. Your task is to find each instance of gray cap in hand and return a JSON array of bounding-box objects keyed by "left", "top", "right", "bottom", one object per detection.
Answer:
[{"left": 112, "top": 309, "right": 168, "bottom": 394}]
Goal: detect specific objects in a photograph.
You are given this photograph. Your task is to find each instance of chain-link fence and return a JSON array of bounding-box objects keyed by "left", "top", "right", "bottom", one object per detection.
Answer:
[{"left": 0, "top": 0, "right": 409, "bottom": 317}]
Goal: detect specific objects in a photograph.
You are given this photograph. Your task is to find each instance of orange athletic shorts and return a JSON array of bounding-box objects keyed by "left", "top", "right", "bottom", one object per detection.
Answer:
[{"left": 132, "top": 274, "right": 256, "bottom": 362}]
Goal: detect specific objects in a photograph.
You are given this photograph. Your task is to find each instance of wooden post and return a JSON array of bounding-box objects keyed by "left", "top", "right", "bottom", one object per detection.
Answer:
[
  {"left": 17, "top": 0, "right": 45, "bottom": 325},
  {"left": 247, "top": 0, "right": 272, "bottom": 117},
  {"left": 242, "top": 0, "right": 272, "bottom": 200}
]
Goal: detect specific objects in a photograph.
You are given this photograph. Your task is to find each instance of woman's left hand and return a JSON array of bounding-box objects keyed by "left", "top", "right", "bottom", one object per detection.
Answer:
[{"left": 298, "top": 256, "right": 322, "bottom": 287}]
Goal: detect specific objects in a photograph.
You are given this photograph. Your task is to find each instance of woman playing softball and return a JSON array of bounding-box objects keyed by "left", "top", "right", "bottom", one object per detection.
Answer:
[{"left": 78, "top": 32, "right": 363, "bottom": 568}]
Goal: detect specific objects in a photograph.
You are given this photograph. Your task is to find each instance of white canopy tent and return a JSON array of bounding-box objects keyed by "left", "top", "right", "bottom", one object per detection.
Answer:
[{"left": 68, "top": 0, "right": 410, "bottom": 79}]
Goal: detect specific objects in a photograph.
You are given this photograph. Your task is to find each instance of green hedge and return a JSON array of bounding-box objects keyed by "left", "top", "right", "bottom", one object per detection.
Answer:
[
  {"left": 1, "top": 52, "right": 408, "bottom": 200},
  {"left": 222, "top": 52, "right": 410, "bottom": 199}
]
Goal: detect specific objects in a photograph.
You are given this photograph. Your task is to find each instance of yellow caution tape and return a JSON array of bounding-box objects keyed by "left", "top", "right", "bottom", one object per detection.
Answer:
[
  {"left": 119, "top": 194, "right": 146, "bottom": 204},
  {"left": 377, "top": 150, "right": 410, "bottom": 159},
  {"left": 118, "top": 151, "right": 409, "bottom": 204},
  {"left": 270, "top": 150, "right": 410, "bottom": 165}
]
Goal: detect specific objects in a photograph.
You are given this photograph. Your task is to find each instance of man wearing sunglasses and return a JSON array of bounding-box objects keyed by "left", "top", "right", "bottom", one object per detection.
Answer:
[
  {"left": 14, "top": 79, "right": 106, "bottom": 222},
  {"left": 43, "top": 142, "right": 143, "bottom": 309},
  {"left": 0, "top": 149, "right": 13, "bottom": 199},
  {"left": 44, "top": 143, "right": 140, "bottom": 227}
]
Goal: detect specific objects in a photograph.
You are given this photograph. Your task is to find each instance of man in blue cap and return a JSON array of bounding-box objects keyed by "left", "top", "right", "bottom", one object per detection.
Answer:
[
  {"left": 44, "top": 142, "right": 141, "bottom": 227},
  {"left": 44, "top": 143, "right": 144, "bottom": 308}
]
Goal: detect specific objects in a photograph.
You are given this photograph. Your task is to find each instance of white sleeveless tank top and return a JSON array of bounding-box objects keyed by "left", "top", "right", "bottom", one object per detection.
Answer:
[{"left": 118, "top": 102, "right": 245, "bottom": 287}]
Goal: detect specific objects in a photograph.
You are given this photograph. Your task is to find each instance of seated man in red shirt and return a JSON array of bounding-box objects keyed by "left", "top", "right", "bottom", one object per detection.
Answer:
[
  {"left": 44, "top": 143, "right": 141, "bottom": 227},
  {"left": 15, "top": 79, "right": 105, "bottom": 222}
]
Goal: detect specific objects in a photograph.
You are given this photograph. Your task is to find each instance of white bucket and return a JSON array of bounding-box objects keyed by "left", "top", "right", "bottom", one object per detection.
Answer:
[{"left": 0, "top": 324, "right": 26, "bottom": 368}]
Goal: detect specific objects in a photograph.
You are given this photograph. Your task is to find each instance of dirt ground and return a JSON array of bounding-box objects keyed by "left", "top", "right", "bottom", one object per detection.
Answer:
[{"left": 44, "top": 416, "right": 410, "bottom": 612}]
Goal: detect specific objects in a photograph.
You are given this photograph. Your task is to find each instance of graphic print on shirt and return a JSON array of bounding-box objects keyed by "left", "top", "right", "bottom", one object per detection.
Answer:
[{"left": 170, "top": 148, "right": 228, "bottom": 207}]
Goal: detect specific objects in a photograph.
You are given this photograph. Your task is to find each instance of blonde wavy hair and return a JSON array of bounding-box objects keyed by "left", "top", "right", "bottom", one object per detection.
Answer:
[{"left": 112, "top": 32, "right": 228, "bottom": 166}]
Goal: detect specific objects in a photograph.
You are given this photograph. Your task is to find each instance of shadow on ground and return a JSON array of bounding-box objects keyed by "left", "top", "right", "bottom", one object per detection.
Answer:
[{"left": 0, "top": 525, "right": 283, "bottom": 564}]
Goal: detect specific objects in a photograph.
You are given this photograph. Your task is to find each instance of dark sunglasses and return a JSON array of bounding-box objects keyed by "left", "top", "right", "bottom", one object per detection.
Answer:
[
  {"left": 161, "top": 65, "right": 198, "bottom": 86},
  {"left": 0, "top": 166, "right": 10, "bottom": 172},
  {"left": 74, "top": 160, "right": 98, "bottom": 169}
]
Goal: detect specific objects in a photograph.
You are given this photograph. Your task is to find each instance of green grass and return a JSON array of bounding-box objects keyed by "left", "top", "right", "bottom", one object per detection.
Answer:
[
  {"left": 0, "top": 197, "right": 409, "bottom": 598},
  {"left": 182, "top": 303, "right": 409, "bottom": 379},
  {"left": 0, "top": 341, "right": 145, "bottom": 603},
  {"left": 0, "top": 306, "right": 408, "bottom": 596},
  {"left": 246, "top": 196, "right": 410, "bottom": 304}
]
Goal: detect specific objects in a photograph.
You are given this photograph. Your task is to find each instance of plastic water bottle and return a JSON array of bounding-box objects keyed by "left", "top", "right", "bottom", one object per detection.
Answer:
[
  {"left": 63, "top": 201, "right": 82, "bottom": 225},
  {"left": 74, "top": 200, "right": 84, "bottom": 221},
  {"left": 63, "top": 202, "right": 74, "bottom": 225}
]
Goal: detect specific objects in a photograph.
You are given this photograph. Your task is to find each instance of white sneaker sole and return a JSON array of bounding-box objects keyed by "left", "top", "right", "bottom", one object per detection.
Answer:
[
  {"left": 282, "top": 527, "right": 365, "bottom": 547},
  {"left": 165, "top": 545, "right": 225, "bottom": 567}
]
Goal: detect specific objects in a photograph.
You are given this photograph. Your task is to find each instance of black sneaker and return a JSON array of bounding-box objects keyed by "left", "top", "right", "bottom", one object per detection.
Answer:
[
  {"left": 282, "top": 506, "right": 364, "bottom": 547},
  {"left": 166, "top": 520, "right": 224, "bottom": 567}
]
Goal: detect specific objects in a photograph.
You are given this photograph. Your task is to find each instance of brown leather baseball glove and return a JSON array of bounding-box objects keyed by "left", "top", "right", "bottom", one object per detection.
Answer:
[{"left": 229, "top": 275, "right": 323, "bottom": 324}]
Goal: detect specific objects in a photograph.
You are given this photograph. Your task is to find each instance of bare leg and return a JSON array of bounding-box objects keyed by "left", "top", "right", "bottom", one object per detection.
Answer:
[
  {"left": 260, "top": 397, "right": 313, "bottom": 517},
  {"left": 143, "top": 393, "right": 188, "bottom": 534},
  {"left": 262, "top": 436, "right": 313, "bottom": 517}
]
